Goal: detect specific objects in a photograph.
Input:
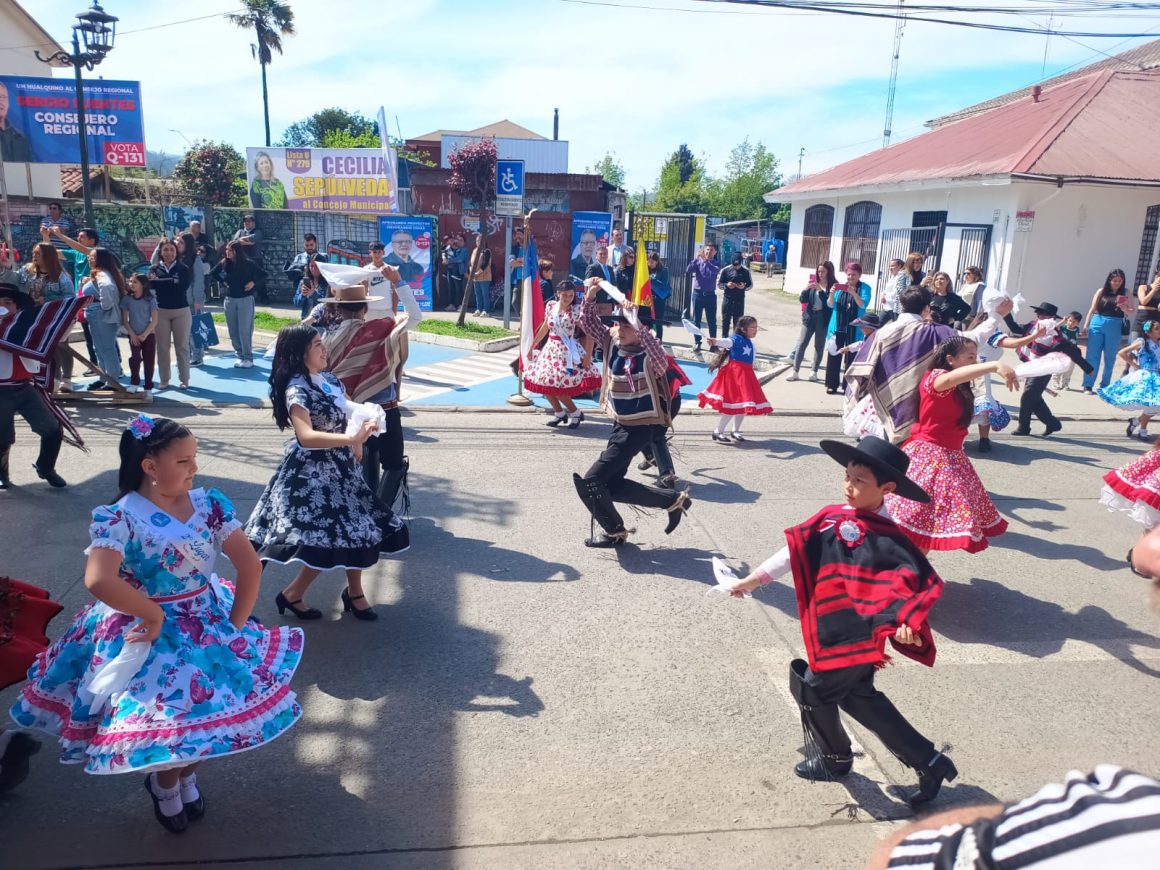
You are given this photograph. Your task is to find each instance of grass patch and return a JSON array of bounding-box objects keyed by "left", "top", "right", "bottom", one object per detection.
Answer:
[
  {"left": 415, "top": 320, "right": 515, "bottom": 340},
  {"left": 212, "top": 311, "right": 300, "bottom": 332}
]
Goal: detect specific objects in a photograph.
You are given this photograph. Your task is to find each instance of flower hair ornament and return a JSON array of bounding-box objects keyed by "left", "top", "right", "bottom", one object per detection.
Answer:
[{"left": 127, "top": 414, "right": 156, "bottom": 441}]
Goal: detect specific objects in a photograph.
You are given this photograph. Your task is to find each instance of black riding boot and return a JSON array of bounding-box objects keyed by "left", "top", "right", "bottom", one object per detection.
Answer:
[
  {"left": 573, "top": 473, "right": 629, "bottom": 547},
  {"left": 33, "top": 431, "right": 67, "bottom": 488},
  {"left": 361, "top": 438, "right": 381, "bottom": 495},
  {"left": 0, "top": 446, "right": 10, "bottom": 490},
  {"left": 788, "top": 659, "right": 853, "bottom": 781},
  {"left": 378, "top": 456, "right": 410, "bottom": 515}
]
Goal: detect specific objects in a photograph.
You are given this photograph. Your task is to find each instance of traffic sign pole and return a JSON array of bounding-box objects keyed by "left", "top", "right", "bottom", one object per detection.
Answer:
[{"left": 503, "top": 217, "right": 513, "bottom": 330}]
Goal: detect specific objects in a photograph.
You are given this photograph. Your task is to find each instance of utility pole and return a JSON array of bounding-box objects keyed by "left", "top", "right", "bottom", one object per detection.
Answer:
[
  {"left": 883, "top": 0, "right": 905, "bottom": 148},
  {"left": 797, "top": 147, "right": 804, "bottom": 180}
]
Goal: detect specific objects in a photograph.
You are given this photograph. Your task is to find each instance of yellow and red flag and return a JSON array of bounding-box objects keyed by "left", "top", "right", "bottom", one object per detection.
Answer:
[{"left": 631, "top": 244, "right": 653, "bottom": 313}]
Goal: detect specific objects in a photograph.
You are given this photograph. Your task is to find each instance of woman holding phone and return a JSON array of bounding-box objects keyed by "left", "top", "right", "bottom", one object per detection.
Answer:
[
  {"left": 1081, "top": 268, "right": 1130, "bottom": 393},
  {"left": 787, "top": 261, "right": 835, "bottom": 381}
]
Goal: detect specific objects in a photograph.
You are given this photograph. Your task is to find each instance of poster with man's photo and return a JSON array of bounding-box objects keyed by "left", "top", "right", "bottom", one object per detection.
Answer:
[
  {"left": 569, "top": 212, "right": 612, "bottom": 281},
  {"left": 378, "top": 216, "right": 435, "bottom": 311}
]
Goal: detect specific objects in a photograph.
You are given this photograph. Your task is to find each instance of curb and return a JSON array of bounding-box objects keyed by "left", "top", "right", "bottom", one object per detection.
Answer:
[{"left": 409, "top": 332, "right": 519, "bottom": 353}]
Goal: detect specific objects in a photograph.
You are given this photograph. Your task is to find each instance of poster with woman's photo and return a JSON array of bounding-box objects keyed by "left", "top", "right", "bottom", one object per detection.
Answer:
[
  {"left": 244, "top": 147, "right": 397, "bottom": 212},
  {"left": 378, "top": 216, "right": 435, "bottom": 311},
  {"left": 569, "top": 212, "right": 612, "bottom": 281}
]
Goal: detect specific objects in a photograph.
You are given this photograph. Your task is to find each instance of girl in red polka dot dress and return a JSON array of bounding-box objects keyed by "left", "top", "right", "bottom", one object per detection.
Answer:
[{"left": 886, "top": 335, "right": 1019, "bottom": 553}]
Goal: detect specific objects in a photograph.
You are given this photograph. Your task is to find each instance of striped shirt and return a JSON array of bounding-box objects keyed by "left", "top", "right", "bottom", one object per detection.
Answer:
[{"left": 887, "top": 766, "right": 1160, "bottom": 869}]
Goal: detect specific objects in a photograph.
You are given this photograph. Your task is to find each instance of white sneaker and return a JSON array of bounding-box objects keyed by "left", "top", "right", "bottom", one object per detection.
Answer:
[
  {"left": 143, "top": 389, "right": 152, "bottom": 398},
  {"left": 787, "top": 371, "right": 799, "bottom": 382},
  {"left": 126, "top": 384, "right": 142, "bottom": 394},
  {"left": 241, "top": 361, "right": 254, "bottom": 368},
  {"left": 808, "top": 371, "right": 819, "bottom": 382},
  {"left": 233, "top": 360, "right": 244, "bottom": 368}
]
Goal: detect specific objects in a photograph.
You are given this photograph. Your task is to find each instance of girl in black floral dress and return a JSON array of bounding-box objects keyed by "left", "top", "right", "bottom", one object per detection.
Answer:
[{"left": 245, "top": 324, "right": 408, "bottom": 622}]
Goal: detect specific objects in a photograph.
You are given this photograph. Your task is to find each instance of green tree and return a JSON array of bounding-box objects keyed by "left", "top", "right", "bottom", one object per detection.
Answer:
[
  {"left": 226, "top": 1, "right": 296, "bottom": 148},
  {"left": 653, "top": 144, "right": 711, "bottom": 214},
  {"left": 320, "top": 127, "right": 382, "bottom": 149},
  {"left": 278, "top": 107, "right": 378, "bottom": 147},
  {"left": 173, "top": 141, "right": 247, "bottom": 206},
  {"left": 709, "top": 139, "right": 782, "bottom": 221},
  {"left": 587, "top": 152, "right": 625, "bottom": 189}
]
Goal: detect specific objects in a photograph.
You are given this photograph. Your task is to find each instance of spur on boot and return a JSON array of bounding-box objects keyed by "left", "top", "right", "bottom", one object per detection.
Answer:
[
  {"left": 664, "top": 490, "right": 692, "bottom": 534},
  {"left": 793, "top": 753, "right": 853, "bottom": 781},
  {"left": 909, "top": 752, "right": 958, "bottom": 806},
  {"left": 341, "top": 588, "right": 379, "bottom": 621},
  {"left": 144, "top": 774, "right": 189, "bottom": 834},
  {"left": 585, "top": 531, "right": 628, "bottom": 548},
  {"left": 274, "top": 591, "right": 322, "bottom": 620}
]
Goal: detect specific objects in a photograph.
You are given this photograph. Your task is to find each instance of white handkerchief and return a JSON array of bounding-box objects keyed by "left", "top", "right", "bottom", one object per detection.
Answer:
[
  {"left": 682, "top": 318, "right": 703, "bottom": 338},
  {"left": 78, "top": 632, "right": 151, "bottom": 714},
  {"left": 343, "top": 400, "right": 387, "bottom": 438},
  {"left": 708, "top": 556, "right": 751, "bottom": 599}
]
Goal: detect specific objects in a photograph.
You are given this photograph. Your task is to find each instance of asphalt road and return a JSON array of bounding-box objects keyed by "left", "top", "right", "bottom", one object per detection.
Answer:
[{"left": 1, "top": 405, "right": 1157, "bottom": 870}]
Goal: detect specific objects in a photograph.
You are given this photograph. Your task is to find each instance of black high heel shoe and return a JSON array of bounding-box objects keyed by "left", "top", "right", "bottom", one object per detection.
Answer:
[
  {"left": 274, "top": 591, "right": 322, "bottom": 621},
  {"left": 664, "top": 490, "right": 692, "bottom": 535},
  {"left": 341, "top": 589, "right": 378, "bottom": 621}
]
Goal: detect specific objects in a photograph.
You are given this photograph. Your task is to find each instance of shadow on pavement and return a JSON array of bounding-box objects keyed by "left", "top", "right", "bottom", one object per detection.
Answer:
[{"left": 998, "top": 530, "right": 1124, "bottom": 570}]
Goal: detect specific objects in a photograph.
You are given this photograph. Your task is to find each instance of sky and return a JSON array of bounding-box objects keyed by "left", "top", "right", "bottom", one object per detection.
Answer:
[{"left": 13, "top": 0, "right": 1160, "bottom": 191}]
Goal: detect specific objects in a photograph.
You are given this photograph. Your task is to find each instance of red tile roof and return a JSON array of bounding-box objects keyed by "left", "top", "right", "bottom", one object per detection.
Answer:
[{"left": 772, "top": 70, "right": 1160, "bottom": 198}]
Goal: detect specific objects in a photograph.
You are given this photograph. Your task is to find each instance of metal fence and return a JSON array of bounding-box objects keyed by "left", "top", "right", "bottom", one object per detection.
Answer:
[{"left": 874, "top": 226, "right": 939, "bottom": 308}]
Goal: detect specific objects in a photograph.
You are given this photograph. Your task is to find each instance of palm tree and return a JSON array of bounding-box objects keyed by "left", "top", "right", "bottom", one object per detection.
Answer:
[{"left": 226, "top": 1, "right": 296, "bottom": 147}]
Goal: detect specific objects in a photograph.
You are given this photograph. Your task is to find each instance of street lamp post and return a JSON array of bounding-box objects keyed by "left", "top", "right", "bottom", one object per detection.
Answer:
[{"left": 35, "top": 2, "right": 118, "bottom": 228}]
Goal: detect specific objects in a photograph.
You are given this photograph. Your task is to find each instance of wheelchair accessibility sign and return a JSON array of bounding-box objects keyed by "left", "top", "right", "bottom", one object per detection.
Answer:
[{"left": 495, "top": 159, "right": 525, "bottom": 216}]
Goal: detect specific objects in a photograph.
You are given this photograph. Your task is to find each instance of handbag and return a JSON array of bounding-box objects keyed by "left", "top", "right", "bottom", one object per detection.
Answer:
[{"left": 191, "top": 311, "right": 220, "bottom": 349}]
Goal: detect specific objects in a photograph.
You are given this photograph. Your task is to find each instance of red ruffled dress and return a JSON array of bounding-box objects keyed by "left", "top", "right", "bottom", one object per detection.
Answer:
[
  {"left": 886, "top": 370, "right": 1007, "bottom": 552},
  {"left": 1, "top": 578, "right": 62, "bottom": 691},
  {"left": 1101, "top": 444, "right": 1160, "bottom": 528},
  {"left": 523, "top": 301, "right": 602, "bottom": 398},
  {"left": 698, "top": 335, "right": 772, "bottom": 415}
]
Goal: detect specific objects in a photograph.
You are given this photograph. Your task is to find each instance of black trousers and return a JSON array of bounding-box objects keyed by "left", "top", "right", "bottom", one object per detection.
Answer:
[
  {"left": 721, "top": 291, "right": 746, "bottom": 335},
  {"left": 824, "top": 330, "right": 854, "bottom": 392},
  {"left": 582, "top": 422, "right": 677, "bottom": 531},
  {"left": 641, "top": 393, "right": 681, "bottom": 476},
  {"left": 0, "top": 384, "right": 62, "bottom": 450},
  {"left": 1019, "top": 375, "right": 1058, "bottom": 430},
  {"left": 793, "top": 659, "right": 935, "bottom": 770},
  {"left": 793, "top": 310, "right": 829, "bottom": 373}
]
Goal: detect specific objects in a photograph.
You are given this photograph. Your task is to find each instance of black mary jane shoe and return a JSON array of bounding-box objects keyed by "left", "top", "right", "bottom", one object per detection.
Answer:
[
  {"left": 144, "top": 775, "right": 189, "bottom": 834},
  {"left": 0, "top": 732, "right": 41, "bottom": 793},
  {"left": 664, "top": 491, "right": 692, "bottom": 535},
  {"left": 793, "top": 754, "right": 852, "bottom": 782},
  {"left": 908, "top": 752, "right": 958, "bottom": 806},
  {"left": 546, "top": 415, "right": 566, "bottom": 428},
  {"left": 584, "top": 532, "right": 627, "bottom": 548},
  {"left": 341, "top": 589, "right": 379, "bottom": 621},
  {"left": 184, "top": 791, "right": 206, "bottom": 821},
  {"left": 566, "top": 412, "right": 584, "bottom": 429},
  {"left": 274, "top": 591, "right": 322, "bottom": 621}
]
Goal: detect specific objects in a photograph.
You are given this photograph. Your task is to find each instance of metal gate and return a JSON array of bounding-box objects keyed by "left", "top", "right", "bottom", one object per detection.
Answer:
[
  {"left": 948, "top": 226, "right": 992, "bottom": 285},
  {"left": 874, "top": 225, "right": 939, "bottom": 309},
  {"left": 874, "top": 222, "right": 992, "bottom": 309},
  {"left": 626, "top": 212, "right": 698, "bottom": 315}
]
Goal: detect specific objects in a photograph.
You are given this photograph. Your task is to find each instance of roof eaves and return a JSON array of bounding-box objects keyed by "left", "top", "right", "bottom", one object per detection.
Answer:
[{"left": 7, "top": 0, "right": 67, "bottom": 58}]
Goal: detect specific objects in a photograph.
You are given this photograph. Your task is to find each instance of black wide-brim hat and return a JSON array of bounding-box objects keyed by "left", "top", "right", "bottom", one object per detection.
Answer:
[
  {"left": 1031, "top": 301, "right": 1059, "bottom": 317},
  {"left": 819, "top": 436, "right": 930, "bottom": 503}
]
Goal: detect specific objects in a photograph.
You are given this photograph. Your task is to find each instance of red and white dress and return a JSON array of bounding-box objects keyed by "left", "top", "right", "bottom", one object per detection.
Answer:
[
  {"left": 1101, "top": 444, "right": 1160, "bottom": 528},
  {"left": 523, "top": 301, "right": 602, "bottom": 398},
  {"left": 886, "top": 369, "right": 1007, "bottom": 552},
  {"left": 697, "top": 334, "right": 772, "bottom": 415}
]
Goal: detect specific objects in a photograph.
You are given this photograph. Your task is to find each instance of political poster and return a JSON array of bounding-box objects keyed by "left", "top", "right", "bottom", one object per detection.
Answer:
[
  {"left": 0, "top": 75, "right": 145, "bottom": 165},
  {"left": 246, "top": 147, "right": 398, "bottom": 213},
  {"left": 378, "top": 215, "right": 435, "bottom": 311},
  {"left": 569, "top": 211, "right": 611, "bottom": 281}
]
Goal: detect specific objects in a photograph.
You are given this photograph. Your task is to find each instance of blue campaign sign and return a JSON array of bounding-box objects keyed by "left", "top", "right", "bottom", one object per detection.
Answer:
[
  {"left": 0, "top": 75, "right": 146, "bottom": 166},
  {"left": 496, "top": 160, "right": 525, "bottom": 197}
]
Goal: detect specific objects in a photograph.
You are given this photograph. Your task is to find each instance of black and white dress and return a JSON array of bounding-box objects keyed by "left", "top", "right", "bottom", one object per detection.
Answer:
[{"left": 245, "top": 373, "right": 408, "bottom": 569}]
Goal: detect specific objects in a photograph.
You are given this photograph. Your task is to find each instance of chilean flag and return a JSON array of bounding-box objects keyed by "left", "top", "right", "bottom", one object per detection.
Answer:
[{"left": 518, "top": 234, "right": 543, "bottom": 371}]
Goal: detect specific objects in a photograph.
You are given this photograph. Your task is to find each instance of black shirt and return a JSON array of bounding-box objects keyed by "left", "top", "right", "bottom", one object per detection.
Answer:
[{"left": 148, "top": 261, "right": 192, "bottom": 309}]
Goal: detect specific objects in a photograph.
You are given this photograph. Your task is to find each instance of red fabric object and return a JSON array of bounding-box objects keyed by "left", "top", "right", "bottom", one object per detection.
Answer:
[
  {"left": 698, "top": 362, "right": 772, "bottom": 415},
  {"left": 908, "top": 370, "right": 970, "bottom": 450},
  {"left": 665, "top": 355, "right": 692, "bottom": 399},
  {"left": 887, "top": 440, "right": 1008, "bottom": 553},
  {"left": 785, "top": 506, "right": 943, "bottom": 672},
  {"left": 1103, "top": 448, "right": 1160, "bottom": 514},
  {"left": 0, "top": 577, "right": 63, "bottom": 691}
]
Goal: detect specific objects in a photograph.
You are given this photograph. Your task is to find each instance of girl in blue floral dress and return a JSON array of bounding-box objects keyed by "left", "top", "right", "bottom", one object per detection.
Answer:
[
  {"left": 1100, "top": 319, "right": 1160, "bottom": 441},
  {"left": 10, "top": 415, "right": 303, "bottom": 833}
]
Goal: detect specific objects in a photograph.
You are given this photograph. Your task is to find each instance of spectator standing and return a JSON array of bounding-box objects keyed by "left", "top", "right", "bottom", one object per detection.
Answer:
[
  {"left": 882, "top": 258, "right": 908, "bottom": 320},
  {"left": 187, "top": 220, "right": 210, "bottom": 251},
  {"left": 764, "top": 244, "right": 777, "bottom": 268},
  {"left": 1134, "top": 271, "right": 1160, "bottom": 345},
  {"left": 608, "top": 228, "right": 628, "bottom": 269},
  {"left": 149, "top": 239, "right": 193, "bottom": 390},
  {"left": 120, "top": 273, "right": 158, "bottom": 395},
  {"left": 614, "top": 247, "right": 636, "bottom": 300},
  {"left": 718, "top": 252, "right": 753, "bottom": 335},
  {"left": 46, "top": 226, "right": 102, "bottom": 373},
  {"left": 366, "top": 241, "right": 400, "bottom": 319},
  {"left": 39, "top": 203, "right": 75, "bottom": 251},
  {"left": 647, "top": 252, "right": 671, "bottom": 341},
  {"left": 469, "top": 232, "right": 493, "bottom": 317},
  {"left": 904, "top": 252, "right": 925, "bottom": 289},
  {"left": 22, "top": 241, "right": 75, "bottom": 387},
  {"left": 788, "top": 260, "right": 836, "bottom": 382},
  {"left": 212, "top": 241, "right": 258, "bottom": 367},
  {"left": 539, "top": 259, "right": 557, "bottom": 305},
  {"left": 232, "top": 215, "right": 265, "bottom": 302},
  {"left": 285, "top": 233, "right": 327, "bottom": 281},
  {"left": 686, "top": 243, "right": 721, "bottom": 353},
  {"left": 926, "top": 272, "right": 970, "bottom": 327},
  {"left": 509, "top": 225, "right": 525, "bottom": 306},
  {"left": 824, "top": 262, "right": 870, "bottom": 394},
  {"left": 1081, "top": 268, "right": 1130, "bottom": 393},
  {"left": 189, "top": 245, "right": 212, "bottom": 366},
  {"left": 81, "top": 248, "right": 126, "bottom": 389},
  {"left": 294, "top": 255, "right": 328, "bottom": 320},
  {"left": 441, "top": 233, "right": 468, "bottom": 311}
]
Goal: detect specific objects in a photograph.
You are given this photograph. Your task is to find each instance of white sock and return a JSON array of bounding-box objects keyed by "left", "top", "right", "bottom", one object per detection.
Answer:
[
  {"left": 731, "top": 417, "right": 745, "bottom": 434},
  {"left": 569, "top": 410, "right": 581, "bottom": 418},
  {"left": 552, "top": 410, "right": 566, "bottom": 419},
  {"left": 1140, "top": 426, "right": 1150, "bottom": 437},
  {"left": 150, "top": 773, "right": 184, "bottom": 816},
  {"left": 179, "top": 772, "right": 199, "bottom": 804},
  {"left": 714, "top": 414, "right": 730, "bottom": 435}
]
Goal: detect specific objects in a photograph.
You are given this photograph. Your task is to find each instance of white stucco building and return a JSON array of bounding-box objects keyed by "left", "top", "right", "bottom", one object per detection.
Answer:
[{"left": 768, "top": 44, "right": 1160, "bottom": 317}]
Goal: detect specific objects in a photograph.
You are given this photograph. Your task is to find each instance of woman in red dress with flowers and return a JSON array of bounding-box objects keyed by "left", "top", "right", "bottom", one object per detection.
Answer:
[
  {"left": 524, "top": 280, "right": 601, "bottom": 429},
  {"left": 886, "top": 335, "right": 1019, "bottom": 553}
]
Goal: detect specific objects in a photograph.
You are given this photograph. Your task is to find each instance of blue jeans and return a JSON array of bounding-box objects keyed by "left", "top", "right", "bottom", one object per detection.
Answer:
[
  {"left": 690, "top": 292, "right": 717, "bottom": 347},
  {"left": 473, "top": 280, "right": 491, "bottom": 313},
  {"left": 1083, "top": 314, "right": 1122, "bottom": 390},
  {"left": 86, "top": 314, "right": 123, "bottom": 380}
]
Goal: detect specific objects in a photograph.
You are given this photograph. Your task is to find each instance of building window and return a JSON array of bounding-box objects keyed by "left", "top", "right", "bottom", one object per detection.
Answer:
[
  {"left": 840, "top": 200, "right": 882, "bottom": 272},
  {"left": 912, "top": 210, "right": 947, "bottom": 228},
  {"left": 800, "top": 204, "right": 834, "bottom": 268},
  {"left": 1136, "top": 204, "right": 1160, "bottom": 287}
]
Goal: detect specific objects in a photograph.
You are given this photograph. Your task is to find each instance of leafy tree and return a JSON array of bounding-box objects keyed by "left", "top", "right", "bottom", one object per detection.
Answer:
[
  {"left": 587, "top": 152, "right": 625, "bottom": 189},
  {"left": 709, "top": 139, "right": 783, "bottom": 221},
  {"left": 278, "top": 108, "right": 377, "bottom": 147},
  {"left": 653, "top": 144, "right": 711, "bottom": 214},
  {"left": 447, "top": 138, "right": 498, "bottom": 326},
  {"left": 226, "top": 1, "right": 296, "bottom": 148},
  {"left": 320, "top": 127, "right": 381, "bottom": 149},
  {"left": 173, "top": 141, "right": 247, "bottom": 206}
]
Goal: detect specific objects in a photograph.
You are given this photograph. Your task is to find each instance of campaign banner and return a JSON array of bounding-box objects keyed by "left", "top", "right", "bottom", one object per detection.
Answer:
[
  {"left": 246, "top": 147, "right": 398, "bottom": 213},
  {"left": 379, "top": 215, "right": 435, "bottom": 311},
  {"left": 569, "top": 211, "right": 611, "bottom": 281},
  {"left": 0, "top": 75, "right": 145, "bottom": 165}
]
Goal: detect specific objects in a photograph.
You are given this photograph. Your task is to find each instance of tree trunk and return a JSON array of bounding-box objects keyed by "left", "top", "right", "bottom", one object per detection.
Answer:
[
  {"left": 261, "top": 61, "right": 271, "bottom": 148},
  {"left": 456, "top": 201, "right": 489, "bottom": 327}
]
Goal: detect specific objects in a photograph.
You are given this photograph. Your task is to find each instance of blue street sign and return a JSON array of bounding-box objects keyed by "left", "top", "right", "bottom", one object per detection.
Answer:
[{"left": 496, "top": 160, "right": 525, "bottom": 198}]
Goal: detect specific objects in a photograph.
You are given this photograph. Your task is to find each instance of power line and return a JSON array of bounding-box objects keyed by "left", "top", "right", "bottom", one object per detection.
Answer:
[{"left": 0, "top": 9, "right": 246, "bottom": 53}]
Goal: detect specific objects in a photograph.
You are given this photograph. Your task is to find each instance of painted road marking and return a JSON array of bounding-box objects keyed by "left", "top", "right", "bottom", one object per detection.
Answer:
[{"left": 403, "top": 351, "right": 519, "bottom": 402}]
